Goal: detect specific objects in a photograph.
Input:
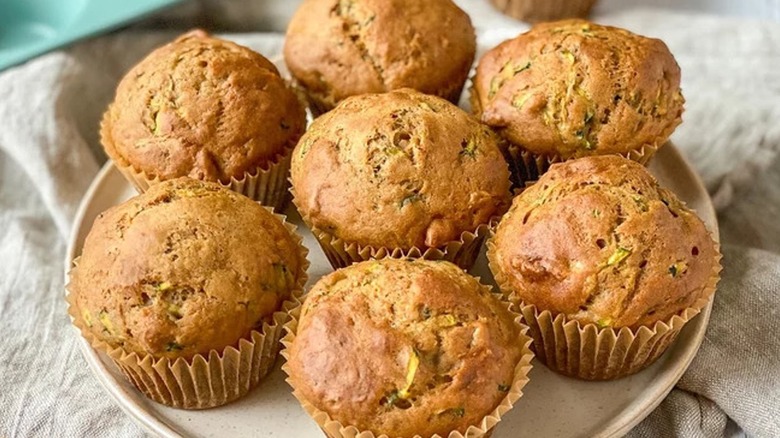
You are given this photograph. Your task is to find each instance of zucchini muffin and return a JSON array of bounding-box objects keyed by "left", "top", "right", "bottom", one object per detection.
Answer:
[
  {"left": 471, "top": 20, "right": 684, "bottom": 181},
  {"left": 284, "top": 0, "right": 476, "bottom": 113},
  {"left": 290, "top": 89, "right": 511, "bottom": 269},
  {"left": 490, "top": 0, "right": 597, "bottom": 23},
  {"left": 284, "top": 259, "right": 533, "bottom": 438},
  {"left": 488, "top": 156, "right": 720, "bottom": 379},
  {"left": 67, "top": 178, "right": 307, "bottom": 408},
  {"left": 101, "top": 30, "right": 306, "bottom": 209}
]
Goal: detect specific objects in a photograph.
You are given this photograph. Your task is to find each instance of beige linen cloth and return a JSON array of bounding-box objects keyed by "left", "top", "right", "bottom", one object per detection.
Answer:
[{"left": 0, "top": 2, "right": 779, "bottom": 437}]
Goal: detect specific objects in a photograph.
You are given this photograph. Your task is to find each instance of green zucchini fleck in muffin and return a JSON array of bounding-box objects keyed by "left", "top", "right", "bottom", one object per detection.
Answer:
[
  {"left": 68, "top": 178, "right": 308, "bottom": 408},
  {"left": 488, "top": 156, "right": 720, "bottom": 380},
  {"left": 285, "top": 259, "right": 532, "bottom": 437},
  {"left": 472, "top": 20, "right": 684, "bottom": 181},
  {"left": 102, "top": 30, "right": 306, "bottom": 209},
  {"left": 291, "top": 89, "right": 512, "bottom": 269},
  {"left": 284, "top": 0, "right": 476, "bottom": 112}
]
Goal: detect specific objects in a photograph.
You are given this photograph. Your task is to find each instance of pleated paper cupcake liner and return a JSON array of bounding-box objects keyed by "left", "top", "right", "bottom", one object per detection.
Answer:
[
  {"left": 66, "top": 210, "right": 310, "bottom": 409},
  {"left": 489, "top": 0, "right": 597, "bottom": 23},
  {"left": 487, "top": 238, "right": 722, "bottom": 380},
  {"left": 280, "top": 280, "right": 535, "bottom": 438},
  {"left": 509, "top": 142, "right": 661, "bottom": 186},
  {"left": 297, "top": 80, "right": 468, "bottom": 118},
  {"left": 304, "top": 220, "right": 494, "bottom": 271},
  {"left": 100, "top": 110, "right": 295, "bottom": 212}
]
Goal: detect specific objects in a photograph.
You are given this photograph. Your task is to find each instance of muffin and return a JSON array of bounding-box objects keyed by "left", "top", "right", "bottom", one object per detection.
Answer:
[
  {"left": 283, "top": 259, "right": 533, "bottom": 438},
  {"left": 489, "top": 0, "right": 597, "bottom": 23},
  {"left": 290, "top": 89, "right": 512, "bottom": 270},
  {"left": 487, "top": 156, "right": 720, "bottom": 380},
  {"left": 284, "top": 0, "right": 476, "bottom": 113},
  {"left": 67, "top": 178, "right": 308, "bottom": 408},
  {"left": 101, "top": 30, "right": 306, "bottom": 210},
  {"left": 471, "top": 20, "right": 684, "bottom": 182}
]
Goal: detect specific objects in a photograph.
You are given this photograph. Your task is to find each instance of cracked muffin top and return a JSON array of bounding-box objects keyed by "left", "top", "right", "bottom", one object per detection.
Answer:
[
  {"left": 287, "top": 259, "right": 523, "bottom": 437},
  {"left": 471, "top": 20, "right": 684, "bottom": 160},
  {"left": 284, "top": 0, "right": 476, "bottom": 111},
  {"left": 488, "top": 156, "right": 719, "bottom": 329},
  {"left": 68, "top": 178, "right": 306, "bottom": 359},
  {"left": 290, "top": 89, "right": 511, "bottom": 250},
  {"left": 102, "top": 30, "right": 306, "bottom": 183}
]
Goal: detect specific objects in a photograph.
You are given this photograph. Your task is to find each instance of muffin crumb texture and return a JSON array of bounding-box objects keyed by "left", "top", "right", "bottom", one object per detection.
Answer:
[
  {"left": 472, "top": 20, "right": 684, "bottom": 159},
  {"left": 490, "top": 156, "right": 718, "bottom": 329},
  {"left": 104, "top": 31, "right": 306, "bottom": 183},
  {"left": 288, "top": 259, "right": 521, "bottom": 437},
  {"left": 70, "top": 178, "right": 305, "bottom": 359},
  {"left": 291, "top": 89, "right": 511, "bottom": 250}
]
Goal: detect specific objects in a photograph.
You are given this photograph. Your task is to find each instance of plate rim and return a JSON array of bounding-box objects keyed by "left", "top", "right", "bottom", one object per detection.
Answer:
[
  {"left": 597, "top": 145, "right": 718, "bottom": 437},
  {"left": 64, "top": 161, "right": 182, "bottom": 438},
  {"left": 65, "top": 145, "right": 717, "bottom": 438}
]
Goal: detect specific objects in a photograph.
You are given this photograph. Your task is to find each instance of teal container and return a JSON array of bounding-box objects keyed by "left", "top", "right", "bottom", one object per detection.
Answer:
[{"left": 0, "top": 0, "right": 183, "bottom": 70}]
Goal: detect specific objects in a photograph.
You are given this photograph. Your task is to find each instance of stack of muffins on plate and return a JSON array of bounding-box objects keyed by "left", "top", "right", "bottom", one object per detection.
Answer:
[{"left": 67, "top": 1, "right": 721, "bottom": 436}]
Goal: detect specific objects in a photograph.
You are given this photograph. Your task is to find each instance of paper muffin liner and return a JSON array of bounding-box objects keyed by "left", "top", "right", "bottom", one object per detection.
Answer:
[
  {"left": 489, "top": 0, "right": 597, "bottom": 23},
  {"left": 280, "top": 278, "right": 535, "bottom": 438},
  {"left": 508, "top": 142, "right": 661, "bottom": 186},
  {"left": 66, "top": 210, "right": 310, "bottom": 409},
  {"left": 100, "top": 112, "right": 295, "bottom": 211},
  {"left": 487, "top": 238, "right": 722, "bottom": 380},
  {"left": 304, "top": 218, "right": 494, "bottom": 271},
  {"left": 298, "top": 80, "right": 467, "bottom": 119}
]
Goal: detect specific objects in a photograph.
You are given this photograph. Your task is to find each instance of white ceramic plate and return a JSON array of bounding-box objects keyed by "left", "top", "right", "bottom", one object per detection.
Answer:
[{"left": 65, "top": 144, "right": 718, "bottom": 438}]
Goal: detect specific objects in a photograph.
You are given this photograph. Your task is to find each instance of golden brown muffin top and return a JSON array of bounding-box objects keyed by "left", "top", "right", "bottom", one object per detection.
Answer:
[
  {"left": 291, "top": 89, "right": 511, "bottom": 250},
  {"left": 287, "top": 259, "right": 522, "bottom": 437},
  {"left": 284, "top": 0, "right": 476, "bottom": 108},
  {"left": 489, "top": 156, "right": 718, "bottom": 329},
  {"left": 103, "top": 30, "right": 306, "bottom": 183},
  {"left": 69, "top": 178, "right": 306, "bottom": 359},
  {"left": 471, "top": 20, "right": 684, "bottom": 159}
]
